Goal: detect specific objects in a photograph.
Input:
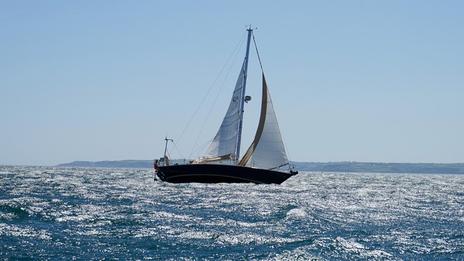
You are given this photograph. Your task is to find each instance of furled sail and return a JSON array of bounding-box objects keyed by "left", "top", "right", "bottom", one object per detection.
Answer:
[
  {"left": 200, "top": 60, "right": 247, "bottom": 162},
  {"left": 239, "top": 74, "right": 289, "bottom": 170}
]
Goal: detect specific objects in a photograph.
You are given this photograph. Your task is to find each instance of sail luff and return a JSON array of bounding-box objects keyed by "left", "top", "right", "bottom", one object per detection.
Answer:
[{"left": 239, "top": 73, "right": 267, "bottom": 166}]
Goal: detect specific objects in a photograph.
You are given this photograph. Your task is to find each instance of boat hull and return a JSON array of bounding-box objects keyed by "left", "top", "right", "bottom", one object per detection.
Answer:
[{"left": 155, "top": 164, "right": 296, "bottom": 184}]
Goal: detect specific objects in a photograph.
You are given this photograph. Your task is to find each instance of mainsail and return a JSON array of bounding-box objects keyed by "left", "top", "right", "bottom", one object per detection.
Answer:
[
  {"left": 239, "top": 74, "right": 289, "bottom": 170},
  {"left": 201, "top": 60, "right": 247, "bottom": 162}
]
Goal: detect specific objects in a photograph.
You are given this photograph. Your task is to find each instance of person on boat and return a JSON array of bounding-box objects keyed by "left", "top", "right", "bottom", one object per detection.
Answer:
[{"left": 154, "top": 159, "right": 159, "bottom": 170}]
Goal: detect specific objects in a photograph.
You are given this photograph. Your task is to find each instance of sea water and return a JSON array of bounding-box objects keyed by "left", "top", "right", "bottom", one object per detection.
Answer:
[{"left": 0, "top": 166, "right": 463, "bottom": 260}]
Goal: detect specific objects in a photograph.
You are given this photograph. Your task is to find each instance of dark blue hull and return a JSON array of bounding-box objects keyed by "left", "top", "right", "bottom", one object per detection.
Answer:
[{"left": 156, "top": 164, "right": 296, "bottom": 184}]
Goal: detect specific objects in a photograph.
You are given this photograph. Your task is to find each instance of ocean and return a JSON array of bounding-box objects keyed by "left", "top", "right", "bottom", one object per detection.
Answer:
[{"left": 0, "top": 166, "right": 463, "bottom": 260}]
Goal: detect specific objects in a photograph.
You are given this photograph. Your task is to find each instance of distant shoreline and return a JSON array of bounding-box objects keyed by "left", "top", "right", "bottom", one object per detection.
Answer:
[{"left": 54, "top": 160, "right": 464, "bottom": 174}]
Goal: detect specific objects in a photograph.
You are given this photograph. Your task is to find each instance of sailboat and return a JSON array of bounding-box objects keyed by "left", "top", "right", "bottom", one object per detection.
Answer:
[{"left": 155, "top": 27, "right": 298, "bottom": 184}]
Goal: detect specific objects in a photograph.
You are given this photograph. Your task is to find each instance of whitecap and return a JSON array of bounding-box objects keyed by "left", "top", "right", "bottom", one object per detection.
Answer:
[
  {"left": 286, "top": 208, "right": 308, "bottom": 219},
  {"left": 336, "top": 237, "right": 393, "bottom": 258}
]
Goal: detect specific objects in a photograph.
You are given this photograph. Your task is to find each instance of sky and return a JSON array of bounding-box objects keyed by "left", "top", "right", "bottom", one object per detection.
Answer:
[{"left": 1, "top": 1, "right": 463, "bottom": 165}]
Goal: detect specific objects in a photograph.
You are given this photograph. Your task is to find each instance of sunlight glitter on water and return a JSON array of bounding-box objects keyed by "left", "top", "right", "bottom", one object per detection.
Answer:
[{"left": 0, "top": 166, "right": 463, "bottom": 260}]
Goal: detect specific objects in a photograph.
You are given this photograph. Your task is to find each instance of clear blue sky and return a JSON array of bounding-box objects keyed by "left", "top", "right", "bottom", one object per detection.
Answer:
[{"left": 1, "top": 1, "right": 463, "bottom": 165}]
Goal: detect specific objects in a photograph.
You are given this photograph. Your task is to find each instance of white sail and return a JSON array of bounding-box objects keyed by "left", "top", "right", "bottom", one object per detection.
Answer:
[
  {"left": 239, "top": 74, "right": 289, "bottom": 170},
  {"left": 200, "top": 61, "right": 246, "bottom": 162}
]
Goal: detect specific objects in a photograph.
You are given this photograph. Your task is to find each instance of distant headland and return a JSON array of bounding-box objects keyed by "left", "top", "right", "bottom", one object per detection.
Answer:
[{"left": 56, "top": 160, "right": 464, "bottom": 174}]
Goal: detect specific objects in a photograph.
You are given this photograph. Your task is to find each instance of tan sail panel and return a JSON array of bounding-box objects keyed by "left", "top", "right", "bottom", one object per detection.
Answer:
[
  {"left": 239, "top": 74, "right": 289, "bottom": 170},
  {"left": 239, "top": 73, "right": 268, "bottom": 166}
]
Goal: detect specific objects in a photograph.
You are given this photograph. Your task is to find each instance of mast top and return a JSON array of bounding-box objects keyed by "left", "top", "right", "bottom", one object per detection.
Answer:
[{"left": 246, "top": 25, "right": 257, "bottom": 32}]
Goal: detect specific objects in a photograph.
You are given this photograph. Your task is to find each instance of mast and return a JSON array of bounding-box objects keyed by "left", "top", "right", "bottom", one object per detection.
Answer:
[{"left": 235, "top": 26, "right": 253, "bottom": 163}]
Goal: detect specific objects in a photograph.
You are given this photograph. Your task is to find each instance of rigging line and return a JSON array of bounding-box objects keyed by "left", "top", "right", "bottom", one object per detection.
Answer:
[
  {"left": 187, "top": 33, "right": 247, "bottom": 159},
  {"left": 269, "top": 162, "right": 290, "bottom": 171},
  {"left": 253, "top": 31, "right": 293, "bottom": 171},
  {"left": 187, "top": 46, "right": 242, "bottom": 160},
  {"left": 252, "top": 32, "right": 264, "bottom": 72},
  {"left": 175, "top": 35, "right": 245, "bottom": 147},
  {"left": 171, "top": 140, "right": 186, "bottom": 160},
  {"left": 189, "top": 139, "right": 212, "bottom": 160}
]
